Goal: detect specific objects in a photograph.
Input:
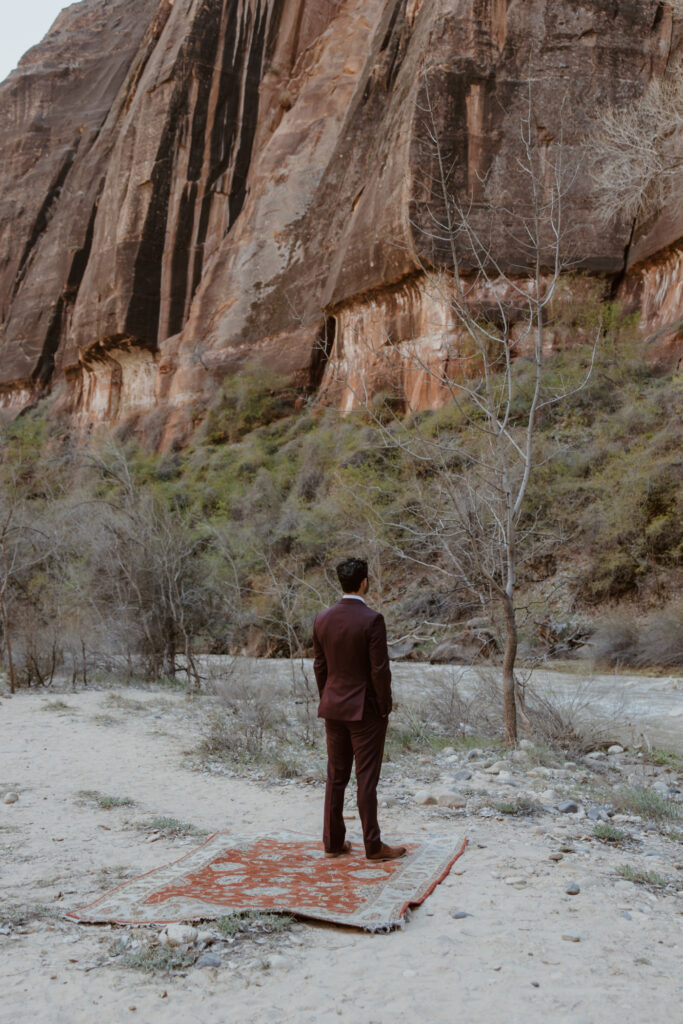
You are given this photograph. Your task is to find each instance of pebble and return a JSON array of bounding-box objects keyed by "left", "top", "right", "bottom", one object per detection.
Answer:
[
  {"left": 585, "top": 751, "right": 606, "bottom": 760},
  {"left": 621, "top": 911, "right": 632, "bottom": 921},
  {"left": 465, "top": 748, "right": 483, "bottom": 761},
  {"left": 453, "top": 769, "right": 472, "bottom": 782},
  {"left": 549, "top": 852, "right": 563, "bottom": 862},
  {"left": 561, "top": 934, "right": 581, "bottom": 943},
  {"left": 437, "top": 793, "right": 467, "bottom": 809},
  {"left": 504, "top": 876, "right": 527, "bottom": 886},
  {"left": 565, "top": 882, "right": 580, "bottom": 896},
  {"left": 497, "top": 771, "right": 513, "bottom": 782},
  {"left": 450, "top": 910, "right": 472, "bottom": 919},
  {"left": 540, "top": 789, "right": 558, "bottom": 804},
  {"left": 557, "top": 800, "right": 580, "bottom": 814},
  {"left": 485, "top": 761, "right": 508, "bottom": 775},
  {"left": 608, "top": 745, "right": 624, "bottom": 755},
  {"left": 414, "top": 791, "right": 437, "bottom": 805},
  {"left": 2, "top": 792, "right": 18, "bottom": 804},
  {"left": 159, "top": 924, "right": 198, "bottom": 946},
  {"left": 197, "top": 953, "right": 221, "bottom": 968}
]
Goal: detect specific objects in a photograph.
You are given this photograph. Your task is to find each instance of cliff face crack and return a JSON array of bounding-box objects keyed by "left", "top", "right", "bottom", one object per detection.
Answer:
[{"left": 11, "top": 144, "right": 78, "bottom": 303}]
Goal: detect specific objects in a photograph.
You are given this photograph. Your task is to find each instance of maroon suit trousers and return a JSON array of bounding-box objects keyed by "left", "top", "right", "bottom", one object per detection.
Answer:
[{"left": 323, "top": 710, "right": 388, "bottom": 856}]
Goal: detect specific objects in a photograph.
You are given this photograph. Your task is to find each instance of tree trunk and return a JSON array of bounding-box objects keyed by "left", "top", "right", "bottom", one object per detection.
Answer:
[
  {"left": 501, "top": 593, "right": 518, "bottom": 746},
  {"left": 0, "top": 596, "right": 16, "bottom": 694}
]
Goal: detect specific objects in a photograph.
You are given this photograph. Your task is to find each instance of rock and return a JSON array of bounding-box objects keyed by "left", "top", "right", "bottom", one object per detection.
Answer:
[
  {"left": 485, "top": 761, "right": 508, "bottom": 775},
  {"left": 453, "top": 769, "right": 472, "bottom": 781},
  {"left": 267, "top": 954, "right": 289, "bottom": 969},
  {"left": 429, "top": 641, "right": 477, "bottom": 665},
  {"left": 561, "top": 934, "right": 581, "bottom": 943},
  {"left": 549, "top": 852, "right": 563, "bottom": 862},
  {"left": 197, "top": 953, "right": 221, "bottom": 968},
  {"left": 449, "top": 911, "right": 472, "bottom": 919},
  {"left": 441, "top": 747, "right": 455, "bottom": 756},
  {"left": 415, "top": 791, "right": 437, "bottom": 806},
  {"left": 437, "top": 793, "right": 467, "bottom": 809},
  {"left": 607, "top": 745, "right": 624, "bottom": 755},
  {"left": 565, "top": 882, "right": 581, "bottom": 895},
  {"left": 540, "top": 789, "right": 558, "bottom": 804},
  {"left": 0, "top": 0, "right": 677, "bottom": 443},
  {"left": 621, "top": 911, "right": 632, "bottom": 920},
  {"left": 518, "top": 739, "right": 535, "bottom": 751},
  {"left": 497, "top": 771, "right": 514, "bottom": 782},
  {"left": 504, "top": 877, "right": 527, "bottom": 886},
  {"left": 196, "top": 930, "right": 215, "bottom": 946},
  {"left": 2, "top": 792, "right": 18, "bottom": 804},
  {"left": 159, "top": 924, "right": 198, "bottom": 947},
  {"left": 556, "top": 800, "right": 580, "bottom": 814},
  {"left": 465, "top": 749, "right": 483, "bottom": 761},
  {"left": 586, "top": 751, "right": 606, "bottom": 761},
  {"left": 588, "top": 805, "right": 613, "bottom": 821}
]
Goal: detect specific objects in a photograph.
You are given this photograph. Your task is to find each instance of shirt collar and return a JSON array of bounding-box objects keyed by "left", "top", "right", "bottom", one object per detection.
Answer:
[{"left": 342, "top": 594, "right": 365, "bottom": 603}]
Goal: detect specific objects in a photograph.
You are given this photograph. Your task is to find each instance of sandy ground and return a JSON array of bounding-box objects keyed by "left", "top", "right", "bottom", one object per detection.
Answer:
[{"left": 1, "top": 687, "right": 681, "bottom": 1024}]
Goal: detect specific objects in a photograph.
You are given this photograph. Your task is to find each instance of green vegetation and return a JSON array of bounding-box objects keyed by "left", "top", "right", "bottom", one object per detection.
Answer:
[
  {"left": 77, "top": 790, "right": 136, "bottom": 810},
  {"left": 109, "top": 938, "right": 197, "bottom": 973},
  {"left": 135, "top": 816, "right": 208, "bottom": 839},
  {"left": 493, "top": 798, "right": 543, "bottom": 816},
  {"left": 593, "top": 823, "right": 627, "bottom": 843},
  {"left": 647, "top": 749, "right": 683, "bottom": 770},
  {"left": 0, "top": 301, "right": 680, "bottom": 691},
  {"left": 0, "top": 903, "right": 59, "bottom": 927},
  {"left": 216, "top": 911, "right": 293, "bottom": 936},
  {"left": 611, "top": 786, "right": 681, "bottom": 824},
  {"left": 616, "top": 864, "right": 679, "bottom": 890}
]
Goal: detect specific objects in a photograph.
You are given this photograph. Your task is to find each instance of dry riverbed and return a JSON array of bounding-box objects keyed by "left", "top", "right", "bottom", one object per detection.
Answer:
[{"left": 1, "top": 684, "right": 681, "bottom": 1024}]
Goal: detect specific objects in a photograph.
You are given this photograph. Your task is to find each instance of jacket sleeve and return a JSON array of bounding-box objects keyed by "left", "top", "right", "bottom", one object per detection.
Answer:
[
  {"left": 312, "top": 615, "right": 327, "bottom": 696},
  {"left": 368, "top": 613, "right": 392, "bottom": 716}
]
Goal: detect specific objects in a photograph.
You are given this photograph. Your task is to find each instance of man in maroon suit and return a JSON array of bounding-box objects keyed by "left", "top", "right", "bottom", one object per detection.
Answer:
[{"left": 313, "top": 558, "right": 406, "bottom": 862}]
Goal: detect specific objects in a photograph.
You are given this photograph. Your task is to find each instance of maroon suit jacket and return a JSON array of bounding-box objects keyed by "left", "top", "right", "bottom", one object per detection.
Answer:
[{"left": 312, "top": 598, "right": 392, "bottom": 721}]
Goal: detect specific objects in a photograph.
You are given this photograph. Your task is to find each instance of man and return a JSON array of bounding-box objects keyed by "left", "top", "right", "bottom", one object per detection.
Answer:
[{"left": 312, "top": 557, "right": 406, "bottom": 862}]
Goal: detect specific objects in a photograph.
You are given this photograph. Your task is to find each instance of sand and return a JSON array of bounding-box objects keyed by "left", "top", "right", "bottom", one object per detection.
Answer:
[{"left": 1, "top": 687, "right": 681, "bottom": 1024}]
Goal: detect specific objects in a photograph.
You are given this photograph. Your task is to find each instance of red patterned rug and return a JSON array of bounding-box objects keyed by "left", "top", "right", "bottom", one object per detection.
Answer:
[{"left": 66, "top": 831, "right": 467, "bottom": 932}]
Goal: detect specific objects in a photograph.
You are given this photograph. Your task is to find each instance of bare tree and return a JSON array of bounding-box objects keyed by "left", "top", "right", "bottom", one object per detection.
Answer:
[
  {"left": 87, "top": 445, "right": 215, "bottom": 685},
  {"left": 0, "top": 461, "right": 57, "bottom": 693},
  {"left": 323, "top": 84, "right": 598, "bottom": 745},
  {"left": 589, "top": 55, "right": 683, "bottom": 225}
]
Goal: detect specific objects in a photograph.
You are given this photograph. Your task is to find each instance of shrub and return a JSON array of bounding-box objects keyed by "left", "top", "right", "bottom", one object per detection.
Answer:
[
  {"left": 593, "top": 823, "right": 626, "bottom": 843},
  {"left": 592, "top": 603, "right": 683, "bottom": 668}
]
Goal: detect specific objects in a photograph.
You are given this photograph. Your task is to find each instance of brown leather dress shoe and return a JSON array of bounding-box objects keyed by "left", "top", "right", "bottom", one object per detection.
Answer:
[
  {"left": 325, "top": 841, "right": 353, "bottom": 858},
  {"left": 366, "top": 843, "right": 407, "bottom": 862}
]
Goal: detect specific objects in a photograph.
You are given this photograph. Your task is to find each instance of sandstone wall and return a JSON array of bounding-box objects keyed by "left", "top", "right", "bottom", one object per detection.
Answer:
[{"left": 0, "top": 0, "right": 680, "bottom": 441}]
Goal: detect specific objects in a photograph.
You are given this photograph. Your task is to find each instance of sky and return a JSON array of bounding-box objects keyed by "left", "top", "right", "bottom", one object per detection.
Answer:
[{"left": 1, "top": 2, "right": 71, "bottom": 83}]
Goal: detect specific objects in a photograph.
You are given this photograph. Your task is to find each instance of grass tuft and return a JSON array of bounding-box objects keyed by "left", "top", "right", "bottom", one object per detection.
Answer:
[
  {"left": 493, "top": 798, "right": 543, "bottom": 817},
  {"left": 216, "top": 911, "right": 293, "bottom": 937},
  {"left": 77, "top": 789, "right": 136, "bottom": 810},
  {"left": 616, "top": 864, "right": 675, "bottom": 889},
  {"left": 109, "top": 938, "right": 197, "bottom": 973},
  {"left": 611, "top": 786, "right": 681, "bottom": 824},
  {"left": 136, "top": 816, "right": 208, "bottom": 839},
  {"left": 593, "top": 822, "right": 626, "bottom": 843}
]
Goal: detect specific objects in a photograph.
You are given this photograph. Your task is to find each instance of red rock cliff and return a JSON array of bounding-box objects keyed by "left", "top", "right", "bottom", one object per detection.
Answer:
[{"left": 0, "top": 0, "right": 680, "bottom": 442}]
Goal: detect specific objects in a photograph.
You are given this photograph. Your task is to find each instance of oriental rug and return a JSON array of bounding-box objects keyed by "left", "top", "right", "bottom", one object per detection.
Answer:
[{"left": 66, "top": 831, "right": 467, "bottom": 932}]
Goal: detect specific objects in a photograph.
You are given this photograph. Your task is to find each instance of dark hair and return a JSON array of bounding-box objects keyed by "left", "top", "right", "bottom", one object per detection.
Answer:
[{"left": 336, "top": 558, "right": 368, "bottom": 593}]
